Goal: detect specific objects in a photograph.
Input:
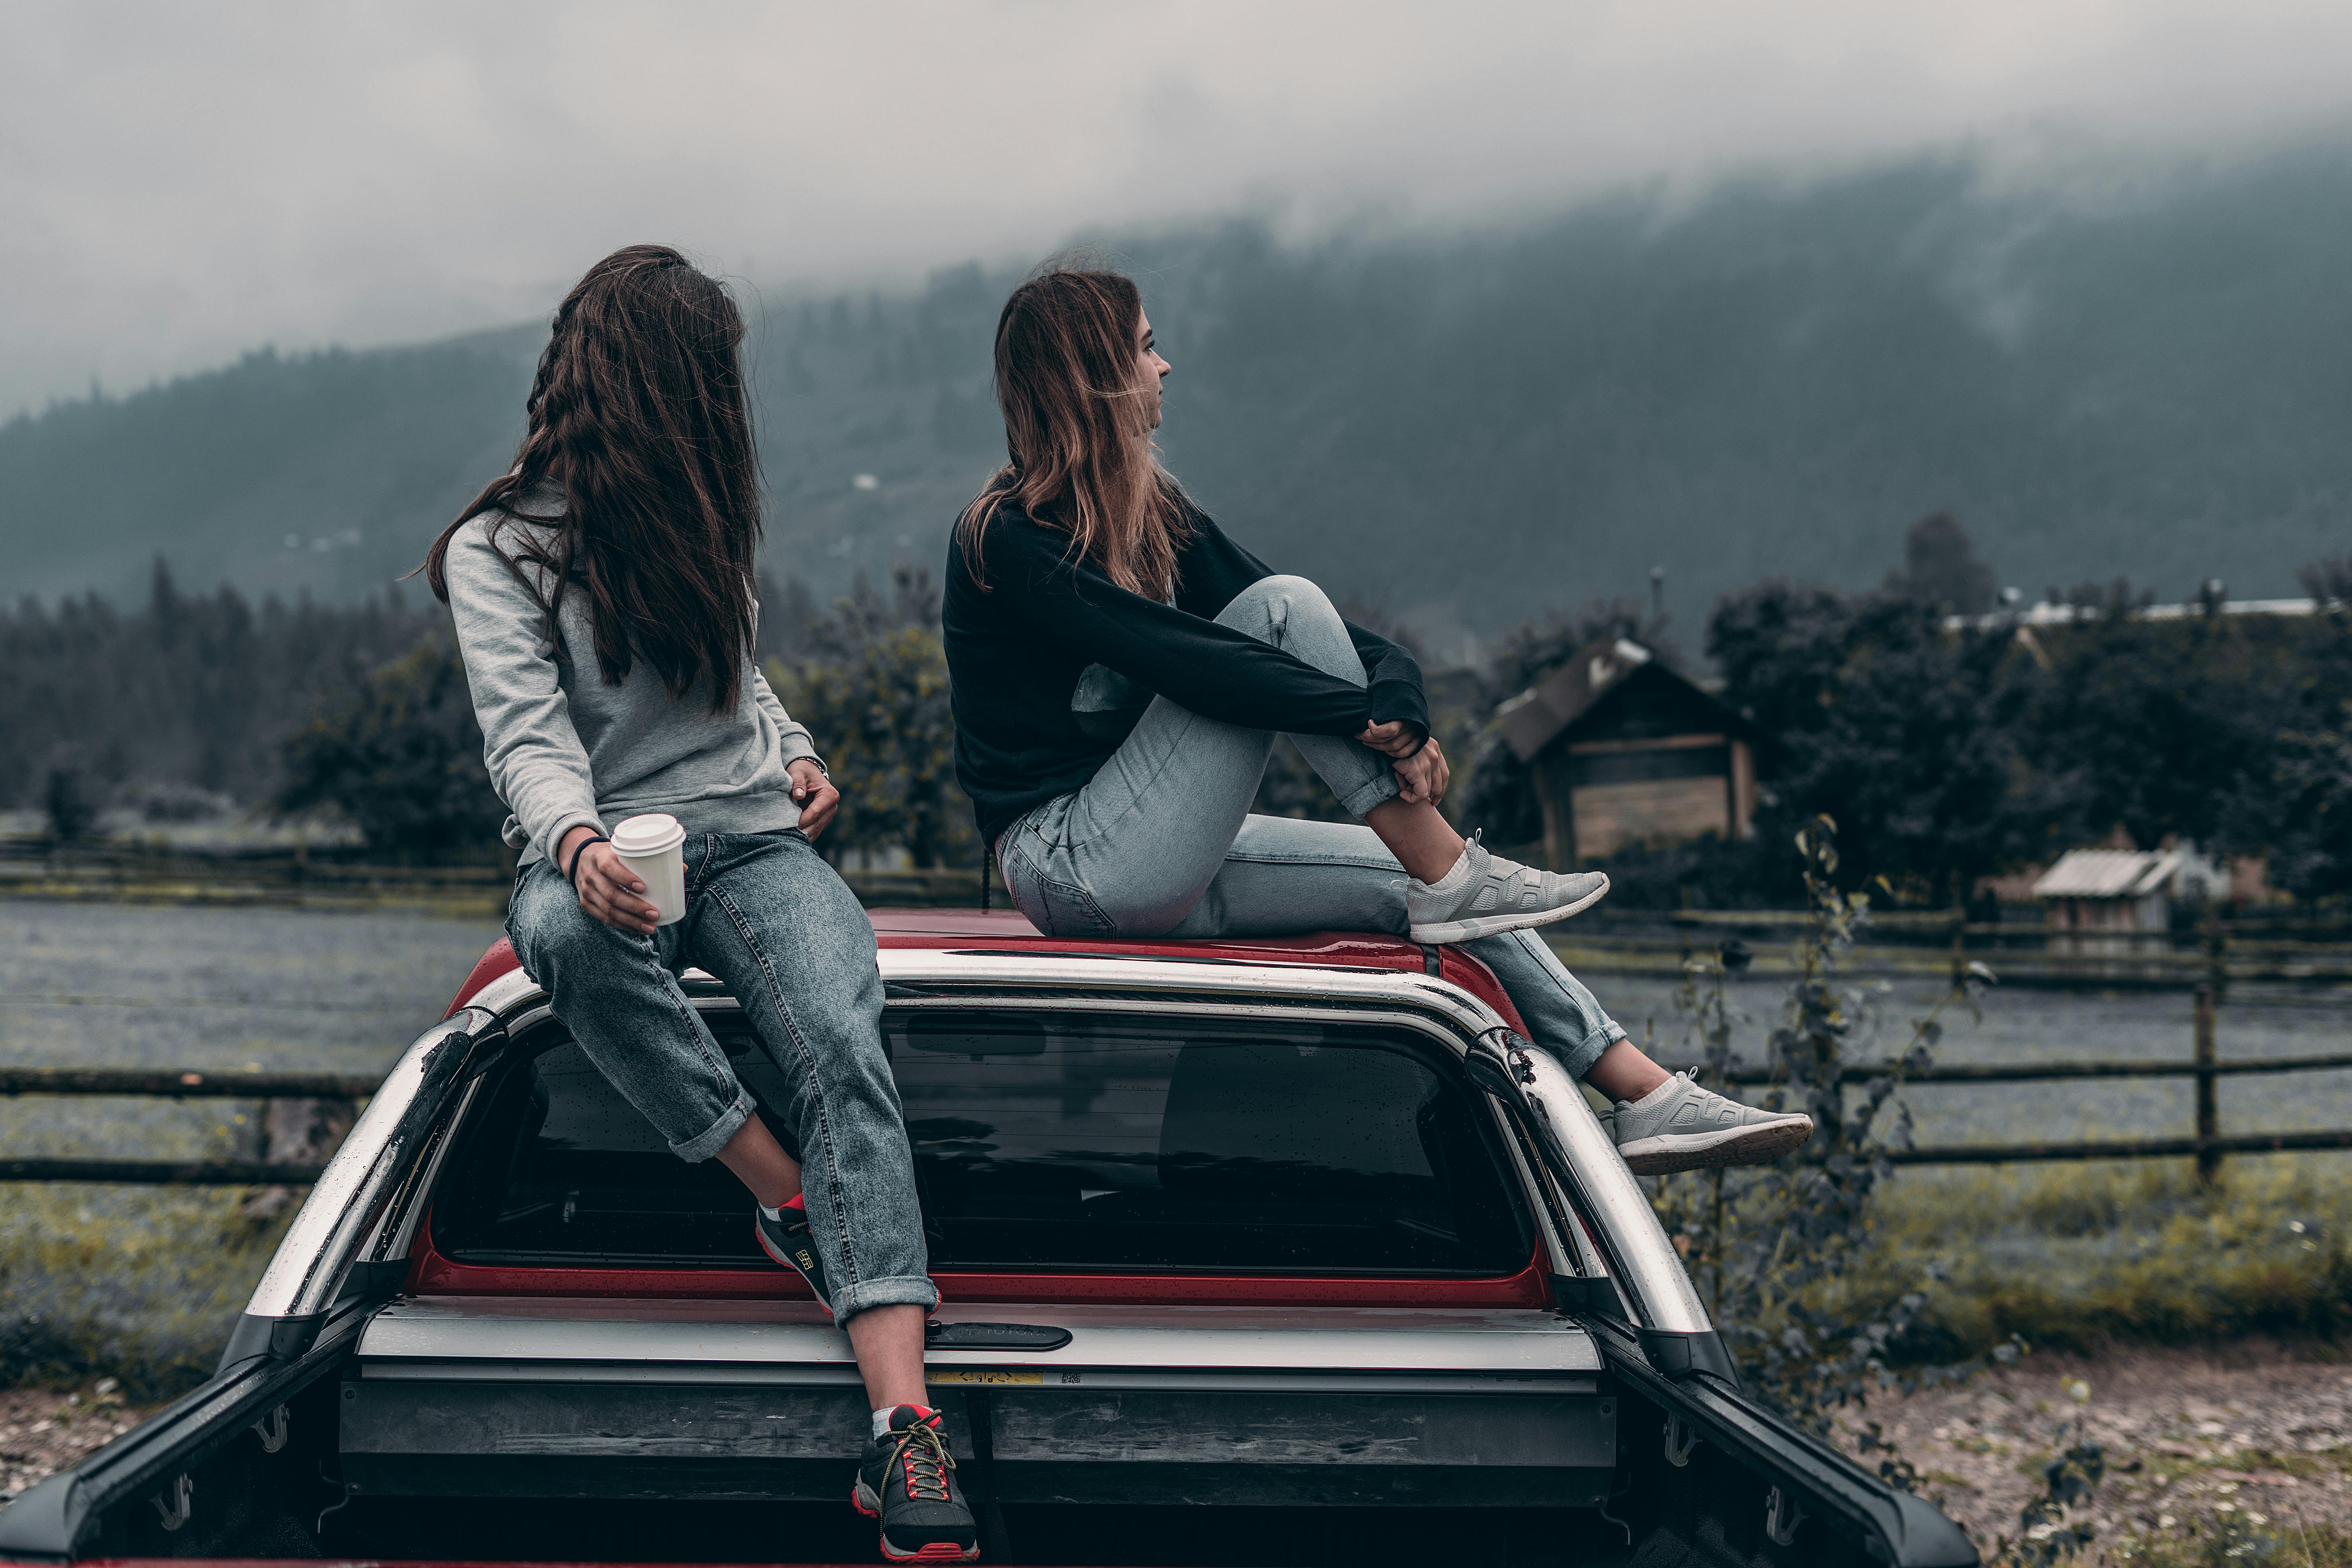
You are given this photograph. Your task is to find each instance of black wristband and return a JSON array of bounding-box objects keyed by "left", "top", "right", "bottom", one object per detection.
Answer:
[{"left": 564, "top": 833, "right": 611, "bottom": 886}]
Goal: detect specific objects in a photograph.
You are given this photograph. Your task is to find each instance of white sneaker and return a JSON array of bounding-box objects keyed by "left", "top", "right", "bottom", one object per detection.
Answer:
[
  {"left": 1611, "top": 1071, "right": 1814, "bottom": 1175},
  {"left": 1406, "top": 832, "right": 1610, "bottom": 944}
]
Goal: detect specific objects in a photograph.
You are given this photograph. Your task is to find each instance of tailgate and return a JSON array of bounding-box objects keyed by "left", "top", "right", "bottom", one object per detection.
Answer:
[{"left": 341, "top": 1296, "right": 1616, "bottom": 1508}]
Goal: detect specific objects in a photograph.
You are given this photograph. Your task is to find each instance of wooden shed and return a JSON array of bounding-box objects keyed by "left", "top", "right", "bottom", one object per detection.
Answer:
[{"left": 1494, "top": 638, "right": 1759, "bottom": 870}]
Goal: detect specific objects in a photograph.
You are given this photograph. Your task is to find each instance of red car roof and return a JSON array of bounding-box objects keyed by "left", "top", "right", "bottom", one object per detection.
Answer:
[{"left": 447, "top": 907, "right": 1527, "bottom": 1035}]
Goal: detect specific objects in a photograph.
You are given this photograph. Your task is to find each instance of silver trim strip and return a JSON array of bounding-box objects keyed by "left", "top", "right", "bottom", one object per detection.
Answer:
[
  {"left": 356, "top": 1299, "right": 1604, "bottom": 1376},
  {"left": 1491, "top": 1100, "right": 1587, "bottom": 1282},
  {"left": 466, "top": 965, "right": 545, "bottom": 1019},
  {"left": 371, "top": 1077, "right": 482, "bottom": 1266},
  {"left": 356, "top": 1360, "right": 1598, "bottom": 1395},
  {"left": 877, "top": 950, "right": 1508, "bottom": 1029},
  {"left": 242, "top": 1005, "right": 501, "bottom": 1321},
  {"left": 1488, "top": 1037, "right": 1712, "bottom": 1334}
]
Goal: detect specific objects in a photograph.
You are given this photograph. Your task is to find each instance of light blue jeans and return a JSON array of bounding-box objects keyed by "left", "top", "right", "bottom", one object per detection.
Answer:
[
  {"left": 507, "top": 829, "right": 937, "bottom": 1322},
  {"left": 996, "top": 575, "right": 1626, "bottom": 1080}
]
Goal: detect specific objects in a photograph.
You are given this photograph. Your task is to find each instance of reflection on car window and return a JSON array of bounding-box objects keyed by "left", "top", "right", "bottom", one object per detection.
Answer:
[{"left": 435, "top": 1010, "right": 1529, "bottom": 1277}]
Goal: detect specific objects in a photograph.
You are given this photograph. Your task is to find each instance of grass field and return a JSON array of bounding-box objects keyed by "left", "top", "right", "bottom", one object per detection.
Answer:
[{"left": 0, "top": 899, "right": 502, "bottom": 1392}]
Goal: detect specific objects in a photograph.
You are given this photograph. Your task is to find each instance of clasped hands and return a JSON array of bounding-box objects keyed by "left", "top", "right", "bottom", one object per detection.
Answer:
[{"left": 1356, "top": 721, "right": 1448, "bottom": 806}]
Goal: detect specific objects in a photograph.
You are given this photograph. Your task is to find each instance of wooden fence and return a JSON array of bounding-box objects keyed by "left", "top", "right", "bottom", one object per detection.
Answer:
[
  {"left": 1559, "top": 925, "right": 2352, "bottom": 988},
  {"left": 1652, "top": 931, "right": 2352, "bottom": 1177},
  {"left": 4, "top": 1027, "right": 2348, "bottom": 1186},
  {"left": 1671, "top": 1050, "right": 2352, "bottom": 1173},
  {"left": 0, "top": 1068, "right": 370, "bottom": 1185},
  {"left": 0, "top": 844, "right": 986, "bottom": 914}
]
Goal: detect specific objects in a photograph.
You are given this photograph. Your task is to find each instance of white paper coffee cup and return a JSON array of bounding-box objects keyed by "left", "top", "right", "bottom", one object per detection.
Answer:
[{"left": 609, "top": 812, "right": 689, "bottom": 926}]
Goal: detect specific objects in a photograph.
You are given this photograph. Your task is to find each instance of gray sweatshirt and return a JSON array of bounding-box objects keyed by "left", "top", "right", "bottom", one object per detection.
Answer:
[{"left": 444, "top": 503, "right": 822, "bottom": 867}]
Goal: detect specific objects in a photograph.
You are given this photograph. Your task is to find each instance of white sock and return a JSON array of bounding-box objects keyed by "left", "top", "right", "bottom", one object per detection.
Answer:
[
  {"left": 872, "top": 1406, "right": 903, "bottom": 1440},
  {"left": 1413, "top": 844, "right": 1476, "bottom": 896},
  {"left": 1627, "top": 1074, "right": 1684, "bottom": 1109},
  {"left": 759, "top": 1203, "right": 784, "bottom": 1222}
]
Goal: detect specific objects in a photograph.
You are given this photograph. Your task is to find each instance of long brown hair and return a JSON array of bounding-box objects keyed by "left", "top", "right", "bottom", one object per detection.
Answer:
[
  {"left": 957, "top": 263, "right": 1193, "bottom": 597},
  {"left": 423, "top": 244, "right": 761, "bottom": 711}
]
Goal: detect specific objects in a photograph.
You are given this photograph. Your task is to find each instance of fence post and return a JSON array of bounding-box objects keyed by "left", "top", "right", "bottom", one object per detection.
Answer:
[
  {"left": 241, "top": 1093, "right": 356, "bottom": 1219},
  {"left": 2188, "top": 916, "right": 2222, "bottom": 1187},
  {"left": 2193, "top": 982, "right": 2219, "bottom": 1186}
]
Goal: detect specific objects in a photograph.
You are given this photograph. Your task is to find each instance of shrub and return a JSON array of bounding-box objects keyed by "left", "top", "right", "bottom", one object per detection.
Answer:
[
  {"left": 769, "top": 625, "right": 975, "bottom": 870},
  {"left": 277, "top": 633, "right": 506, "bottom": 860},
  {"left": 40, "top": 744, "right": 104, "bottom": 842},
  {"left": 1645, "top": 816, "right": 2002, "bottom": 1440}
]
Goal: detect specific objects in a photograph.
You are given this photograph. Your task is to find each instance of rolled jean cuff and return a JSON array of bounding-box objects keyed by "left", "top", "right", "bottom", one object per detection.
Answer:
[
  {"left": 834, "top": 1272, "right": 942, "bottom": 1324},
  {"left": 1548, "top": 1020, "right": 1625, "bottom": 1083},
  {"left": 1335, "top": 763, "right": 1400, "bottom": 822},
  {"left": 670, "top": 1088, "right": 757, "bottom": 1164}
]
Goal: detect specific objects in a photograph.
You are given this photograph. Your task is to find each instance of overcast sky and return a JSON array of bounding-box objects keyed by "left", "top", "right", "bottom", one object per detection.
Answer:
[{"left": 5, "top": 0, "right": 2350, "bottom": 419}]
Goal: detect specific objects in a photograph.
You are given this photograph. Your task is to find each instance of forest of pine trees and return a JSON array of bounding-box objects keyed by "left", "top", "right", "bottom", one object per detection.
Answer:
[{"left": 3, "top": 560, "right": 444, "bottom": 829}]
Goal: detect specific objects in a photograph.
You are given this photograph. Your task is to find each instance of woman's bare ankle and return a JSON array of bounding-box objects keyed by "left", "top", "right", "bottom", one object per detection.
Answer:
[
  {"left": 1365, "top": 798, "right": 1466, "bottom": 885},
  {"left": 1584, "top": 1040, "right": 1672, "bottom": 1101},
  {"left": 716, "top": 1118, "right": 803, "bottom": 1210}
]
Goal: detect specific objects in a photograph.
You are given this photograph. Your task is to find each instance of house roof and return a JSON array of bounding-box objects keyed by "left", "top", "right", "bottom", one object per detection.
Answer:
[
  {"left": 1493, "top": 636, "right": 1746, "bottom": 763},
  {"left": 2030, "top": 849, "right": 2183, "bottom": 901}
]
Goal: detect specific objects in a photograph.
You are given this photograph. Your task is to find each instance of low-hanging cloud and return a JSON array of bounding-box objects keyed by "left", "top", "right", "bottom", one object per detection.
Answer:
[{"left": 4, "top": 0, "right": 2350, "bottom": 417}]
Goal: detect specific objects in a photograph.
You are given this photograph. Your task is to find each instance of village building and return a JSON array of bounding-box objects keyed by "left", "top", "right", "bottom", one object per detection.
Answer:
[
  {"left": 2029, "top": 843, "right": 2227, "bottom": 954},
  {"left": 1494, "top": 637, "right": 1759, "bottom": 870}
]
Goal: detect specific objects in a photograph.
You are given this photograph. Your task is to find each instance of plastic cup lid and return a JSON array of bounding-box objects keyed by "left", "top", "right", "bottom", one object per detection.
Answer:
[{"left": 609, "top": 813, "right": 686, "bottom": 857}]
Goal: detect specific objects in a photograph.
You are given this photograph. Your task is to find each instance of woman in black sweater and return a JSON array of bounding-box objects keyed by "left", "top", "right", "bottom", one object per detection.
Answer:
[{"left": 943, "top": 265, "right": 1810, "bottom": 1174}]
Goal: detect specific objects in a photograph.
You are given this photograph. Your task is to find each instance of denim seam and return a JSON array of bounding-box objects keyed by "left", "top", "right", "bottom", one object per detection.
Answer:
[
  {"left": 1000, "top": 827, "right": 1040, "bottom": 888},
  {"left": 627, "top": 921, "right": 744, "bottom": 1160},
  {"left": 672, "top": 1090, "right": 758, "bottom": 1164},
  {"left": 1054, "top": 705, "right": 1217, "bottom": 853},
  {"left": 998, "top": 834, "right": 1044, "bottom": 919},
  {"left": 1493, "top": 930, "right": 1622, "bottom": 1080},
  {"left": 1036, "top": 873, "right": 1116, "bottom": 937},
  {"left": 1217, "top": 848, "right": 1404, "bottom": 871},
  {"left": 834, "top": 1273, "right": 942, "bottom": 1318},
  {"left": 1236, "top": 579, "right": 1392, "bottom": 819},
  {"left": 1335, "top": 767, "right": 1402, "bottom": 820},
  {"left": 1002, "top": 824, "right": 1117, "bottom": 935},
  {"left": 711, "top": 883, "right": 857, "bottom": 1293},
  {"left": 1009, "top": 793, "right": 1067, "bottom": 852}
]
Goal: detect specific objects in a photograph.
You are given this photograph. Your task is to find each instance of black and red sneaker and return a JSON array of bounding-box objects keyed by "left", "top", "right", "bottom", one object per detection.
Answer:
[
  {"left": 753, "top": 1196, "right": 833, "bottom": 1318},
  {"left": 852, "top": 1405, "right": 979, "bottom": 1563}
]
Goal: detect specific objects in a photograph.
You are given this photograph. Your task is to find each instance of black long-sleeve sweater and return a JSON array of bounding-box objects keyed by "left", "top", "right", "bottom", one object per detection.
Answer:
[{"left": 944, "top": 502, "right": 1429, "bottom": 849}]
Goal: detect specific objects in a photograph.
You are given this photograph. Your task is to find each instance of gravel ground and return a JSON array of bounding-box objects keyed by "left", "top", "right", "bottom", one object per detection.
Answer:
[
  {"left": 1849, "top": 1344, "right": 2352, "bottom": 1559},
  {"left": 0, "top": 1381, "right": 148, "bottom": 1504}
]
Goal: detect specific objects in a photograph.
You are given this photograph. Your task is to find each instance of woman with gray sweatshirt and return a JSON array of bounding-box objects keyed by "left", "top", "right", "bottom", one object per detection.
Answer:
[{"left": 425, "top": 246, "right": 978, "bottom": 1564}]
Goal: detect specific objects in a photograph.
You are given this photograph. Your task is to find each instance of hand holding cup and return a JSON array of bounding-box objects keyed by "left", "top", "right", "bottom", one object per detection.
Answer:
[{"left": 561, "top": 815, "right": 686, "bottom": 935}]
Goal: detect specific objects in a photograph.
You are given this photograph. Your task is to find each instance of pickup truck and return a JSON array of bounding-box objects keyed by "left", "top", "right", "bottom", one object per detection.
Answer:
[{"left": 0, "top": 909, "right": 1976, "bottom": 1567}]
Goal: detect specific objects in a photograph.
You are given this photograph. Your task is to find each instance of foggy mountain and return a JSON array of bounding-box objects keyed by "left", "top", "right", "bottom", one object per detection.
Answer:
[{"left": 5, "top": 144, "right": 2349, "bottom": 641}]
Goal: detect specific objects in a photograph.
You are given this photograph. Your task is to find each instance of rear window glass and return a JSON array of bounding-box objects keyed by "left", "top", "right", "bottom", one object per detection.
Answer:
[{"left": 432, "top": 1008, "right": 1531, "bottom": 1277}]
